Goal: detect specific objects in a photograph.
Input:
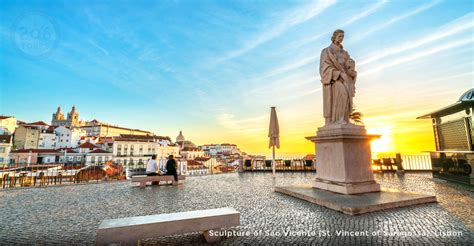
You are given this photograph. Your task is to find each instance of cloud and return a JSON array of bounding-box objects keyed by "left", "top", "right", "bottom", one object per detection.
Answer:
[
  {"left": 217, "top": 112, "right": 267, "bottom": 133},
  {"left": 342, "top": 0, "right": 388, "bottom": 26},
  {"left": 87, "top": 39, "right": 109, "bottom": 56},
  {"left": 360, "top": 37, "right": 474, "bottom": 76},
  {"left": 280, "top": 0, "right": 388, "bottom": 52},
  {"left": 245, "top": 1, "right": 432, "bottom": 84},
  {"left": 358, "top": 12, "right": 474, "bottom": 66},
  {"left": 351, "top": 0, "right": 441, "bottom": 44},
  {"left": 252, "top": 55, "right": 318, "bottom": 81},
  {"left": 218, "top": 0, "right": 337, "bottom": 62}
]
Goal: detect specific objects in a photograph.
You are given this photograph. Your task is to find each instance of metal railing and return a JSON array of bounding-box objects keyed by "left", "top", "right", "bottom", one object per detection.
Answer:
[
  {"left": 241, "top": 156, "right": 316, "bottom": 172},
  {"left": 374, "top": 153, "right": 432, "bottom": 171},
  {"left": 241, "top": 153, "right": 433, "bottom": 173},
  {"left": 0, "top": 162, "right": 124, "bottom": 189}
]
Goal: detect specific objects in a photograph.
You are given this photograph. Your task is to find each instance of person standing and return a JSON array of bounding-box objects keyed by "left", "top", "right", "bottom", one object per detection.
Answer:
[{"left": 166, "top": 155, "right": 178, "bottom": 182}]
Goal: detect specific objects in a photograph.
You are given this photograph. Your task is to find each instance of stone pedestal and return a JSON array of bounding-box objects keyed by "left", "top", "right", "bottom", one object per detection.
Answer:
[
  {"left": 275, "top": 123, "right": 437, "bottom": 214},
  {"left": 306, "top": 124, "right": 381, "bottom": 194}
]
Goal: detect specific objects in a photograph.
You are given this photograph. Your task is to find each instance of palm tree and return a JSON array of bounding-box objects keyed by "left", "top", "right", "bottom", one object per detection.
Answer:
[{"left": 349, "top": 110, "right": 364, "bottom": 125}]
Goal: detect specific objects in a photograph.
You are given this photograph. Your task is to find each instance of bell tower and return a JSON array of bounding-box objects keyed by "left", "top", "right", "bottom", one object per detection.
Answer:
[
  {"left": 67, "top": 105, "right": 79, "bottom": 126},
  {"left": 51, "top": 106, "right": 65, "bottom": 126}
]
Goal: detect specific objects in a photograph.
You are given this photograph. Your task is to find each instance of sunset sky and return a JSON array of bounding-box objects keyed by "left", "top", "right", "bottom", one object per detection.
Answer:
[{"left": 1, "top": 0, "right": 473, "bottom": 155}]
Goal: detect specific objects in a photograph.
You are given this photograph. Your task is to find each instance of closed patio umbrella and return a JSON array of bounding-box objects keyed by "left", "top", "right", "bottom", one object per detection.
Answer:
[{"left": 268, "top": 107, "right": 280, "bottom": 177}]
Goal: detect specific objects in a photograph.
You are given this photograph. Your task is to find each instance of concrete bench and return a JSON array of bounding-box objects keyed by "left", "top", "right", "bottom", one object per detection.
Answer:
[
  {"left": 131, "top": 175, "right": 185, "bottom": 188},
  {"left": 96, "top": 207, "right": 240, "bottom": 245}
]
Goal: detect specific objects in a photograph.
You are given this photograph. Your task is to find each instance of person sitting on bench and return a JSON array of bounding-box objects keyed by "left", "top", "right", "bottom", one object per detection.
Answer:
[
  {"left": 146, "top": 155, "right": 159, "bottom": 176},
  {"left": 166, "top": 155, "right": 178, "bottom": 182}
]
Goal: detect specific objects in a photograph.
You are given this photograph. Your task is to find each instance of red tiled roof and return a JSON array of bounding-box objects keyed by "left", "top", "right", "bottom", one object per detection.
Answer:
[
  {"left": 58, "top": 148, "right": 77, "bottom": 153},
  {"left": 89, "top": 149, "right": 111, "bottom": 154},
  {"left": 26, "top": 121, "right": 49, "bottom": 126},
  {"left": 0, "top": 135, "right": 12, "bottom": 143},
  {"left": 11, "top": 149, "right": 59, "bottom": 154},
  {"left": 195, "top": 157, "right": 210, "bottom": 162},
  {"left": 42, "top": 126, "right": 56, "bottom": 133},
  {"left": 80, "top": 136, "right": 97, "bottom": 140},
  {"left": 187, "top": 160, "right": 205, "bottom": 166},
  {"left": 116, "top": 134, "right": 171, "bottom": 142},
  {"left": 182, "top": 147, "right": 200, "bottom": 151},
  {"left": 0, "top": 116, "right": 13, "bottom": 120},
  {"left": 80, "top": 124, "right": 152, "bottom": 134},
  {"left": 79, "top": 142, "right": 98, "bottom": 149}
]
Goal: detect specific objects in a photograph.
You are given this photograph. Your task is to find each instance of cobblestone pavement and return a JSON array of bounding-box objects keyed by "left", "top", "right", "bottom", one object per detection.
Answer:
[{"left": 0, "top": 172, "right": 472, "bottom": 245}]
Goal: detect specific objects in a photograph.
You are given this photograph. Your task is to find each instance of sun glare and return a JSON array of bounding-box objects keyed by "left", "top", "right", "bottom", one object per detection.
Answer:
[{"left": 368, "top": 126, "right": 394, "bottom": 154}]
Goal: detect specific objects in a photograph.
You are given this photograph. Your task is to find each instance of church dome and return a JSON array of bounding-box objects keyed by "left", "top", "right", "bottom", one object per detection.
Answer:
[
  {"left": 176, "top": 131, "right": 185, "bottom": 142},
  {"left": 458, "top": 88, "right": 474, "bottom": 102}
]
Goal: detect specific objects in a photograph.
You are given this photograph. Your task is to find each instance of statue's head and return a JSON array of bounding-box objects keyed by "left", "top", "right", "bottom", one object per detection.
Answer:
[{"left": 331, "top": 29, "right": 345, "bottom": 44}]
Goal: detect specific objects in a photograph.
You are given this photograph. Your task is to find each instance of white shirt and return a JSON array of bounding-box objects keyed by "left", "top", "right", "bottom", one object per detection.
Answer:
[{"left": 146, "top": 159, "right": 158, "bottom": 174}]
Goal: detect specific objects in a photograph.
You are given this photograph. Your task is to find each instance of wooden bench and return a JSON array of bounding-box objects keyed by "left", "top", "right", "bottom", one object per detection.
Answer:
[
  {"left": 131, "top": 175, "right": 185, "bottom": 188},
  {"left": 96, "top": 207, "right": 240, "bottom": 245}
]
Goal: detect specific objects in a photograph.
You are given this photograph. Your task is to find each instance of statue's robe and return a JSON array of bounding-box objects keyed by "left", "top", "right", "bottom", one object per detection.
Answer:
[{"left": 319, "top": 43, "right": 355, "bottom": 124}]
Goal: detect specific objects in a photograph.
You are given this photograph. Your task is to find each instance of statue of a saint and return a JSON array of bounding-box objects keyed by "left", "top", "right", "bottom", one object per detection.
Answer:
[{"left": 319, "top": 29, "right": 357, "bottom": 125}]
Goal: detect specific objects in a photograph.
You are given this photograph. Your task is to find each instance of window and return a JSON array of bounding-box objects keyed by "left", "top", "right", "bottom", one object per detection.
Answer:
[
  {"left": 91, "top": 156, "right": 96, "bottom": 163},
  {"left": 98, "top": 157, "right": 103, "bottom": 163},
  {"left": 0, "top": 158, "right": 4, "bottom": 163},
  {"left": 0, "top": 147, "right": 5, "bottom": 153}
]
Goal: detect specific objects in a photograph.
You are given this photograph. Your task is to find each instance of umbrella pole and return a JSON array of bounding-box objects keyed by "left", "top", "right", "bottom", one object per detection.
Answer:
[{"left": 272, "top": 146, "right": 276, "bottom": 178}]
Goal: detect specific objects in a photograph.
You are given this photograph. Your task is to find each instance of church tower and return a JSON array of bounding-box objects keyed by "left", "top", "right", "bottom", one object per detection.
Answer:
[
  {"left": 67, "top": 105, "right": 79, "bottom": 126},
  {"left": 51, "top": 106, "right": 65, "bottom": 126}
]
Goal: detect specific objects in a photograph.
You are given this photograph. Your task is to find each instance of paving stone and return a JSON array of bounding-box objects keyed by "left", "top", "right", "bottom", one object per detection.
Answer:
[{"left": 0, "top": 172, "right": 472, "bottom": 245}]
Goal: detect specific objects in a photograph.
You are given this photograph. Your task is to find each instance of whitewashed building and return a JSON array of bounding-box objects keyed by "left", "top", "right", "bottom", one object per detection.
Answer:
[
  {"left": 55, "top": 126, "right": 86, "bottom": 149},
  {"left": 0, "top": 135, "right": 13, "bottom": 164},
  {"left": 38, "top": 127, "right": 58, "bottom": 149},
  {"left": 112, "top": 135, "right": 179, "bottom": 167},
  {"left": 200, "top": 143, "right": 241, "bottom": 157},
  {"left": 180, "top": 147, "right": 205, "bottom": 159},
  {"left": 0, "top": 116, "right": 17, "bottom": 135},
  {"left": 85, "top": 149, "right": 113, "bottom": 165}
]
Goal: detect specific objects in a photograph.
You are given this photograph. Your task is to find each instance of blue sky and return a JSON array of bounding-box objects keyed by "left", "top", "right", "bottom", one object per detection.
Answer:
[{"left": 0, "top": 0, "right": 473, "bottom": 154}]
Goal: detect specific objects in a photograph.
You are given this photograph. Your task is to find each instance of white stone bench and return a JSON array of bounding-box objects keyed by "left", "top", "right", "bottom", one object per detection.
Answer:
[
  {"left": 131, "top": 175, "right": 185, "bottom": 188},
  {"left": 96, "top": 207, "right": 240, "bottom": 245}
]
